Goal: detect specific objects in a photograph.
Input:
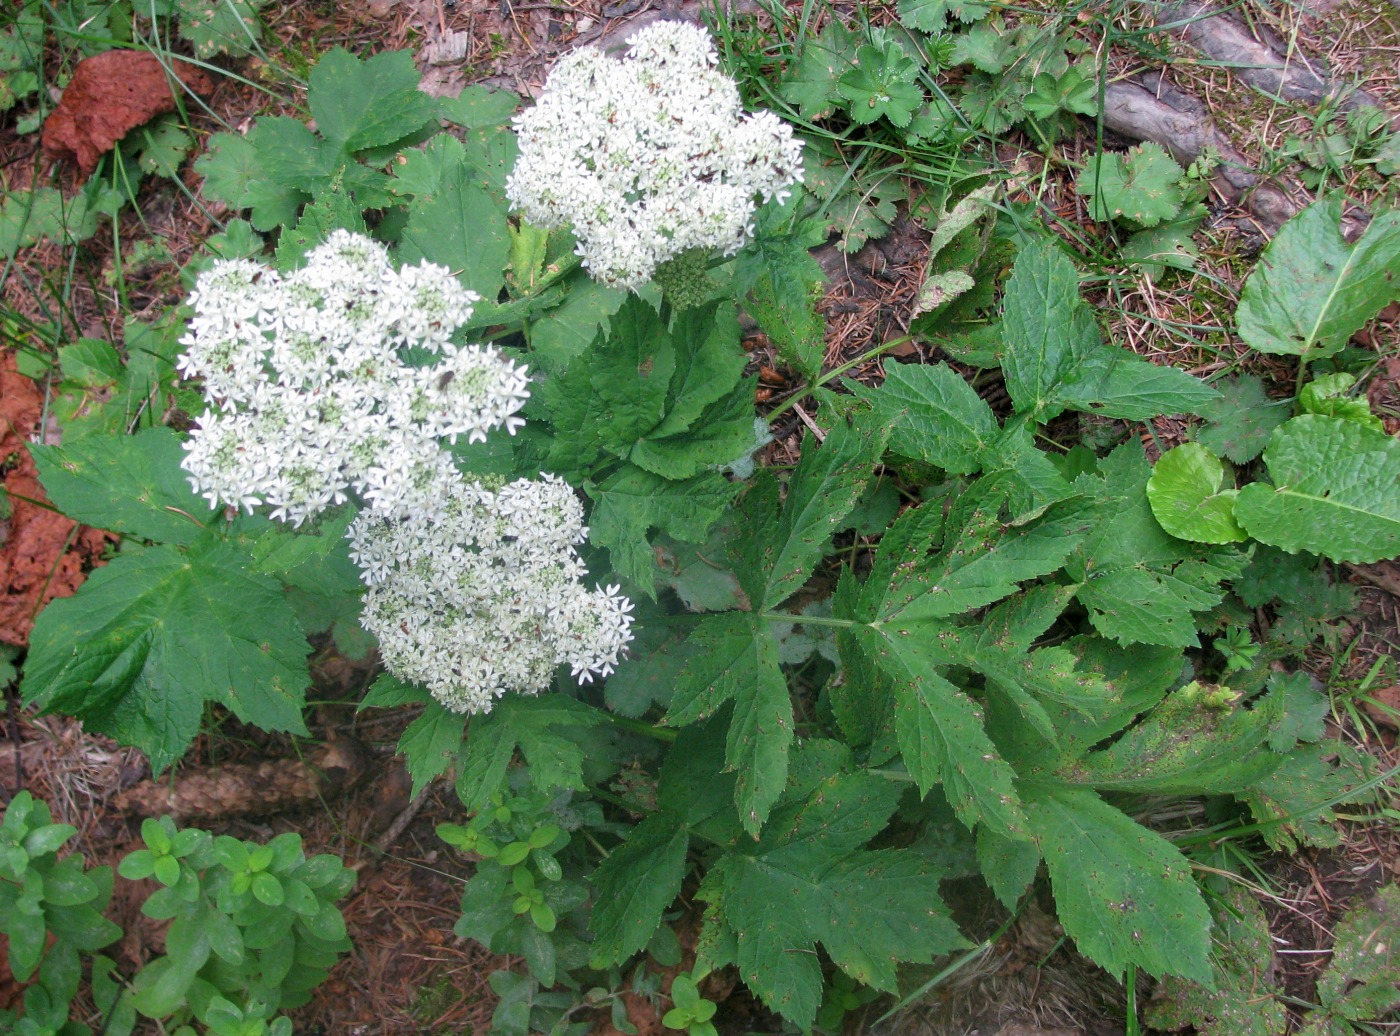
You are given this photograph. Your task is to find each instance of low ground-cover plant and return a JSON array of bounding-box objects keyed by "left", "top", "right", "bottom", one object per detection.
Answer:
[
  {"left": 5, "top": 10, "right": 1399, "bottom": 1036},
  {"left": 0, "top": 792, "right": 353, "bottom": 1035}
]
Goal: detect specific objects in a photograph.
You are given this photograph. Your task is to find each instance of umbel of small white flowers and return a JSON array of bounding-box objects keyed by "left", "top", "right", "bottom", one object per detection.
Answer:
[
  {"left": 178, "top": 230, "right": 531, "bottom": 526},
  {"left": 349, "top": 476, "right": 636, "bottom": 715},
  {"left": 506, "top": 20, "right": 805, "bottom": 290},
  {"left": 178, "top": 230, "right": 636, "bottom": 712}
]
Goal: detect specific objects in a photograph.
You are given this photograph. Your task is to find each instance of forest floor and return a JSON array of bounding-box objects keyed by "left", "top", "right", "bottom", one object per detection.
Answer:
[{"left": 2, "top": 0, "right": 1399, "bottom": 1033}]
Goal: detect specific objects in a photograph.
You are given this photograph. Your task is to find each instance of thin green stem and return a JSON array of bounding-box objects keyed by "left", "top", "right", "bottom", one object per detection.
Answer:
[
  {"left": 873, "top": 907, "right": 1023, "bottom": 1024},
  {"left": 766, "top": 333, "right": 918, "bottom": 421},
  {"left": 757, "top": 611, "right": 861, "bottom": 630},
  {"left": 602, "top": 713, "right": 678, "bottom": 742}
]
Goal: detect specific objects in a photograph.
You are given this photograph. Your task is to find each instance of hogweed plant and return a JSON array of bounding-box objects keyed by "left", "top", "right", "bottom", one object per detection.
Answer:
[
  {"left": 506, "top": 21, "right": 804, "bottom": 290},
  {"left": 12, "top": 15, "right": 1399, "bottom": 1036}
]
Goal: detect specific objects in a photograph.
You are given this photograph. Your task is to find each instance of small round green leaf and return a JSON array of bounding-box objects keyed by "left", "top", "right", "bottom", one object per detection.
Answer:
[
  {"left": 1147, "top": 443, "right": 1246, "bottom": 544},
  {"left": 153, "top": 854, "right": 182, "bottom": 887},
  {"left": 530, "top": 901, "right": 557, "bottom": 932},
  {"left": 119, "top": 849, "right": 158, "bottom": 881},
  {"left": 252, "top": 872, "right": 285, "bottom": 906}
]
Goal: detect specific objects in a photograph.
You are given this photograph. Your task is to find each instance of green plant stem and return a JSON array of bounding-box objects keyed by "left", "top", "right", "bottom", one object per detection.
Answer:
[
  {"left": 602, "top": 713, "right": 678, "bottom": 742},
  {"left": 766, "top": 333, "right": 918, "bottom": 421},
  {"left": 758, "top": 611, "right": 860, "bottom": 629}
]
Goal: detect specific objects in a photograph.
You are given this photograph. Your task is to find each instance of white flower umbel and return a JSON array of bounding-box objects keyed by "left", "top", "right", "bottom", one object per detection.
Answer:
[
  {"left": 348, "top": 476, "right": 636, "bottom": 714},
  {"left": 506, "top": 20, "right": 804, "bottom": 289},
  {"left": 178, "top": 230, "right": 530, "bottom": 525}
]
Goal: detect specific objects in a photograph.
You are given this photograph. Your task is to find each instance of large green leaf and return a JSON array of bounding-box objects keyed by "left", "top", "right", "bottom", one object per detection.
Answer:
[
  {"left": 1056, "top": 681, "right": 1282, "bottom": 793},
  {"left": 30, "top": 427, "right": 218, "bottom": 546},
  {"left": 1024, "top": 784, "right": 1212, "bottom": 983},
  {"left": 1235, "top": 415, "right": 1400, "bottom": 563},
  {"left": 593, "top": 297, "right": 677, "bottom": 453},
  {"left": 398, "top": 163, "right": 510, "bottom": 305},
  {"left": 588, "top": 814, "right": 690, "bottom": 967},
  {"left": 21, "top": 540, "right": 310, "bottom": 772},
  {"left": 666, "top": 614, "right": 791, "bottom": 837},
  {"left": 854, "top": 623, "right": 1028, "bottom": 837},
  {"left": 586, "top": 466, "right": 736, "bottom": 597},
  {"left": 1235, "top": 199, "right": 1400, "bottom": 357},
  {"left": 1068, "top": 443, "right": 1245, "bottom": 647},
  {"left": 308, "top": 48, "right": 440, "bottom": 154},
  {"left": 760, "top": 420, "right": 887, "bottom": 608},
  {"left": 1000, "top": 241, "right": 1101, "bottom": 421},
  {"left": 999, "top": 242, "right": 1215, "bottom": 420},
  {"left": 1144, "top": 885, "right": 1288, "bottom": 1036},
  {"left": 707, "top": 774, "right": 966, "bottom": 1028},
  {"left": 853, "top": 362, "right": 998, "bottom": 474}
]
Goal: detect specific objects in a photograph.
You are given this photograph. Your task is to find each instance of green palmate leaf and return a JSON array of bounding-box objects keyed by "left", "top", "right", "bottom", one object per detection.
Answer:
[
  {"left": 667, "top": 614, "right": 790, "bottom": 836},
  {"left": 21, "top": 540, "right": 309, "bottom": 772},
  {"left": 1315, "top": 884, "right": 1400, "bottom": 1022},
  {"left": 1144, "top": 884, "right": 1287, "bottom": 1036},
  {"left": 707, "top": 774, "right": 967, "bottom": 1028},
  {"left": 201, "top": 117, "right": 334, "bottom": 231},
  {"left": 398, "top": 702, "right": 467, "bottom": 795},
  {"left": 398, "top": 162, "right": 510, "bottom": 305},
  {"left": 133, "top": 115, "right": 193, "bottom": 179},
  {"left": 456, "top": 695, "right": 604, "bottom": 810},
  {"left": 760, "top": 419, "right": 887, "bottom": 608},
  {"left": 1297, "top": 372, "right": 1383, "bottom": 430},
  {"left": 1194, "top": 374, "right": 1292, "bottom": 463},
  {"left": 1234, "top": 415, "right": 1400, "bottom": 563},
  {"left": 1057, "top": 680, "right": 1283, "bottom": 792},
  {"left": 586, "top": 466, "right": 736, "bottom": 597},
  {"left": 778, "top": 20, "right": 856, "bottom": 119},
  {"left": 588, "top": 814, "right": 690, "bottom": 966},
  {"left": 1024, "top": 784, "right": 1212, "bottom": 982},
  {"left": 950, "top": 22, "right": 1014, "bottom": 73},
  {"left": 1077, "top": 142, "right": 1185, "bottom": 227},
  {"left": 30, "top": 427, "right": 218, "bottom": 546},
  {"left": 171, "top": 0, "right": 268, "bottom": 57},
  {"left": 853, "top": 623, "right": 1028, "bottom": 837},
  {"left": 1068, "top": 443, "right": 1245, "bottom": 647},
  {"left": 308, "top": 48, "right": 440, "bottom": 155},
  {"left": 1267, "top": 670, "right": 1329, "bottom": 751},
  {"left": 1146, "top": 443, "right": 1246, "bottom": 544},
  {"left": 1235, "top": 199, "right": 1400, "bottom": 357},
  {"left": 836, "top": 43, "right": 924, "bottom": 127}
]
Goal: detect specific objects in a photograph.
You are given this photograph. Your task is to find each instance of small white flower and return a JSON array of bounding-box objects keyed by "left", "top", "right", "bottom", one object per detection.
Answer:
[
  {"left": 178, "top": 230, "right": 530, "bottom": 525},
  {"left": 506, "top": 21, "right": 803, "bottom": 289},
  {"left": 348, "top": 477, "right": 635, "bottom": 714}
]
